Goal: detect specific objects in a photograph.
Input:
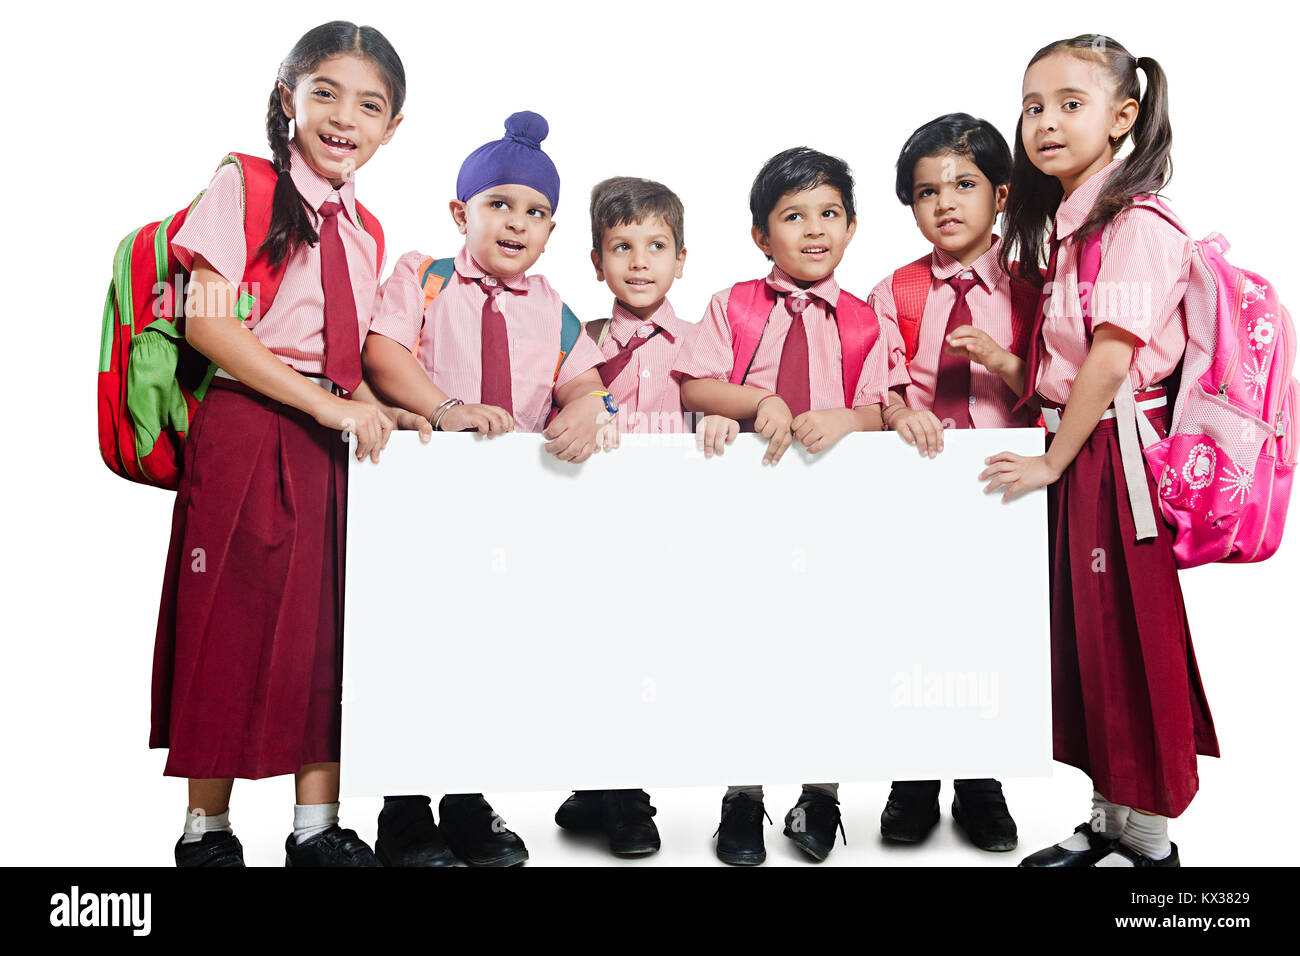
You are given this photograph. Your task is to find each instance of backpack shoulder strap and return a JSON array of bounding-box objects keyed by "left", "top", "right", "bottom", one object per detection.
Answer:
[
  {"left": 891, "top": 254, "right": 933, "bottom": 365},
  {"left": 552, "top": 302, "right": 583, "bottom": 384},
  {"left": 354, "top": 200, "right": 385, "bottom": 277},
  {"left": 217, "top": 153, "right": 282, "bottom": 320},
  {"left": 726, "top": 279, "right": 778, "bottom": 386},
  {"left": 1077, "top": 195, "right": 1186, "bottom": 336},
  {"left": 832, "top": 291, "right": 882, "bottom": 408},
  {"left": 1007, "top": 274, "right": 1041, "bottom": 361},
  {"left": 416, "top": 257, "right": 456, "bottom": 311},
  {"left": 586, "top": 317, "right": 611, "bottom": 348}
]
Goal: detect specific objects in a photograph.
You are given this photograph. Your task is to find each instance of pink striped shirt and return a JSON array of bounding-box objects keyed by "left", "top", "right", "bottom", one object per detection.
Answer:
[
  {"left": 869, "top": 236, "right": 1033, "bottom": 427},
  {"left": 593, "top": 299, "right": 696, "bottom": 433},
  {"left": 672, "top": 267, "right": 899, "bottom": 410},
  {"left": 368, "top": 246, "right": 605, "bottom": 433},
  {"left": 170, "top": 141, "right": 382, "bottom": 377},
  {"left": 1034, "top": 156, "right": 1192, "bottom": 405}
]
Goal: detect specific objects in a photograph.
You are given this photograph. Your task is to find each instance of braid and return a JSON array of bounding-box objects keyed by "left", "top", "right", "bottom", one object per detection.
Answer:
[{"left": 258, "top": 82, "right": 319, "bottom": 269}]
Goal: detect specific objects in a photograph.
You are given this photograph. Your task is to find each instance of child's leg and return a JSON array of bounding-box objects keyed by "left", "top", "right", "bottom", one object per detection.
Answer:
[
  {"left": 1094, "top": 805, "right": 1174, "bottom": 866},
  {"left": 293, "top": 762, "right": 341, "bottom": 844},
  {"left": 184, "top": 777, "right": 234, "bottom": 844}
]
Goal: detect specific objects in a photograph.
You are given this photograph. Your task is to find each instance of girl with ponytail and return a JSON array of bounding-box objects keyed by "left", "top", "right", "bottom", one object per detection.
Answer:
[
  {"left": 980, "top": 35, "right": 1218, "bottom": 867},
  {"left": 150, "top": 21, "right": 421, "bottom": 867}
]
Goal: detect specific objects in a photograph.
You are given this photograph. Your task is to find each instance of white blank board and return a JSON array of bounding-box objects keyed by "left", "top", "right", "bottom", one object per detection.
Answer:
[{"left": 341, "top": 428, "right": 1050, "bottom": 796}]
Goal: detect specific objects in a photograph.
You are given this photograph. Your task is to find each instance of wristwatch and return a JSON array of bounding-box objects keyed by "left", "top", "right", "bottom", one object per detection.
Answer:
[{"left": 587, "top": 389, "right": 619, "bottom": 416}]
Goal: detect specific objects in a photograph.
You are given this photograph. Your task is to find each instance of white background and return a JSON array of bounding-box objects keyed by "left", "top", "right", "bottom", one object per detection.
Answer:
[{"left": 1, "top": 0, "right": 1296, "bottom": 866}]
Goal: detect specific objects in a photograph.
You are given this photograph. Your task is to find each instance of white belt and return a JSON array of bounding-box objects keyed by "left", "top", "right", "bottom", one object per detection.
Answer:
[
  {"left": 1040, "top": 393, "right": 1167, "bottom": 434},
  {"left": 213, "top": 367, "right": 334, "bottom": 392}
]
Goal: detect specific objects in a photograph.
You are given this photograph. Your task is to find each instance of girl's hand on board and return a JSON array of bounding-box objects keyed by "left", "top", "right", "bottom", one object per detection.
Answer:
[
  {"left": 891, "top": 408, "right": 945, "bottom": 458},
  {"left": 316, "top": 395, "right": 395, "bottom": 463},
  {"left": 696, "top": 415, "right": 740, "bottom": 458},
  {"left": 440, "top": 403, "right": 515, "bottom": 435},
  {"left": 791, "top": 408, "right": 855, "bottom": 454},
  {"left": 980, "top": 451, "right": 1061, "bottom": 502},
  {"left": 754, "top": 394, "right": 794, "bottom": 465},
  {"left": 388, "top": 406, "right": 433, "bottom": 442},
  {"left": 945, "top": 325, "right": 1010, "bottom": 375}
]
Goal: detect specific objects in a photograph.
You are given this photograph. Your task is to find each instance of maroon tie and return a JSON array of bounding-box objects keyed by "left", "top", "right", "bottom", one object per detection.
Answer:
[
  {"left": 318, "top": 200, "right": 362, "bottom": 392},
  {"left": 599, "top": 327, "right": 661, "bottom": 388},
  {"left": 1014, "top": 237, "right": 1062, "bottom": 411},
  {"left": 774, "top": 294, "right": 811, "bottom": 417},
  {"left": 478, "top": 279, "right": 513, "bottom": 410},
  {"left": 933, "top": 274, "right": 979, "bottom": 429}
]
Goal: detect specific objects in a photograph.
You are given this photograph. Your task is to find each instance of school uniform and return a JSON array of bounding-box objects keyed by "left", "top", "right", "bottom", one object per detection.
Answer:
[
  {"left": 1029, "top": 156, "right": 1219, "bottom": 818},
  {"left": 868, "top": 236, "right": 1034, "bottom": 426},
  {"left": 591, "top": 299, "right": 695, "bottom": 433},
  {"left": 369, "top": 247, "right": 605, "bottom": 432},
  {"left": 150, "top": 141, "right": 382, "bottom": 779}
]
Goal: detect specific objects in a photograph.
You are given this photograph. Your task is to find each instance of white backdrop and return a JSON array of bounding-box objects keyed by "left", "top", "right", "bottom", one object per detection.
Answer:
[{"left": 2, "top": 0, "right": 1297, "bottom": 866}]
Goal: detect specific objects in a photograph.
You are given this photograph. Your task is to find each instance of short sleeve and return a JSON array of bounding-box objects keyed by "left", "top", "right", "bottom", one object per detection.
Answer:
[
  {"left": 671, "top": 290, "right": 735, "bottom": 382},
  {"left": 851, "top": 302, "right": 901, "bottom": 409},
  {"left": 867, "top": 276, "right": 912, "bottom": 392},
  {"left": 367, "top": 251, "right": 431, "bottom": 352},
  {"left": 1091, "top": 207, "right": 1192, "bottom": 346},
  {"left": 555, "top": 311, "right": 606, "bottom": 390},
  {"left": 171, "top": 162, "right": 248, "bottom": 287}
]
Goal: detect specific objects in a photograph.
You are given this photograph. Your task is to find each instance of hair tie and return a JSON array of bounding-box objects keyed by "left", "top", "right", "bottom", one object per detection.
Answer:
[{"left": 277, "top": 166, "right": 293, "bottom": 180}]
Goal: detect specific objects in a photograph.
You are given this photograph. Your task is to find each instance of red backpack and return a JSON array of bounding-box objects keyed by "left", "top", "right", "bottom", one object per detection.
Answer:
[
  {"left": 97, "top": 153, "right": 385, "bottom": 489},
  {"left": 725, "top": 279, "right": 880, "bottom": 408}
]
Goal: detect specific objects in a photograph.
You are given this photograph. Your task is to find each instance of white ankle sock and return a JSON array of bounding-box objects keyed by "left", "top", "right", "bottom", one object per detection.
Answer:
[
  {"left": 1101, "top": 811, "right": 1172, "bottom": 865},
  {"left": 181, "top": 807, "right": 231, "bottom": 845},
  {"left": 1057, "top": 791, "right": 1129, "bottom": 851},
  {"left": 293, "top": 802, "right": 339, "bottom": 845}
]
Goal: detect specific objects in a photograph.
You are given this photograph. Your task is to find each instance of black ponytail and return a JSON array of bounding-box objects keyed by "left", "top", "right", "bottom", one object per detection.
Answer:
[
  {"left": 999, "top": 35, "right": 1174, "bottom": 285},
  {"left": 257, "top": 21, "right": 407, "bottom": 270}
]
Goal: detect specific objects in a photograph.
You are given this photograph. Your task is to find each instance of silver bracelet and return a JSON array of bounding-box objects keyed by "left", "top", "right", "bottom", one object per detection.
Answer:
[{"left": 433, "top": 398, "right": 463, "bottom": 431}]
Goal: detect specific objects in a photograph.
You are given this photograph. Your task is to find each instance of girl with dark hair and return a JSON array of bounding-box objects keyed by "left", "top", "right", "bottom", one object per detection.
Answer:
[
  {"left": 981, "top": 35, "right": 1217, "bottom": 868},
  {"left": 150, "top": 21, "right": 419, "bottom": 867}
]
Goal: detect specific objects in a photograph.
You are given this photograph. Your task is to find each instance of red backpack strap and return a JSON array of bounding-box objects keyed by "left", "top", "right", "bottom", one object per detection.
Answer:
[
  {"left": 355, "top": 199, "right": 385, "bottom": 277},
  {"left": 726, "top": 279, "right": 778, "bottom": 386},
  {"left": 218, "top": 153, "right": 284, "bottom": 321},
  {"left": 1007, "top": 275, "right": 1041, "bottom": 361},
  {"left": 832, "top": 291, "right": 882, "bottom": 408},
  {"left": 891, "top": 254, "right": 932, "bottom": 366}
]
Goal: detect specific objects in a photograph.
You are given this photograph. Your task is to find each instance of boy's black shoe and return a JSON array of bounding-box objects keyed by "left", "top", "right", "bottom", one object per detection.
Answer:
[
  {"left": 284, "top": 826, "right": 381, "bottom": 867},
  {"left": 1093, "top": 841, "right": 1180, "bottom": 867},
  {"left": 783, "top": 787, "right": 847, "bottom": 862},
  {"left": 951, "top": 778, "right": 1018, "bottom": 852},
  {"left": 602, "top": 789, "right": 660, "bottom": 857},
  {"left": 438, "top": 793, "right": 528, "bottom": 867},
  {"left": 714, "top": 792, "right": 770, "bottom": 866},
  {"left": 554, "top": 790, "right": 605, "bottom": 830},
  {"left": 376, "top": 794, "right": 462, "bottom": 867},
  {"left": 880, "top": 779, "right": 941, "bottom": 844},
  {"left": 174, "top": 830, "right": 245, "bottom": 867},
  {"left": 1019, "top": 822, "right": 1118, "bottom": 867}
]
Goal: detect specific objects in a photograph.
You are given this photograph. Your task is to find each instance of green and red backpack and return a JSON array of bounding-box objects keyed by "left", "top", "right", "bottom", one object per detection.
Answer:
[{"left": 97, "top": 153, "right": 384, "bottom": 489}]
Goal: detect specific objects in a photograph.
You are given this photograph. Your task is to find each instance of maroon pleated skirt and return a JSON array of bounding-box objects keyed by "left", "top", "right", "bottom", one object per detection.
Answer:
[
  {"left": 150, "top": 377, "right": 347, "bottom": 779},
  {"left": 1046, "top": 406, "right": 1219, "bottom": 817}
]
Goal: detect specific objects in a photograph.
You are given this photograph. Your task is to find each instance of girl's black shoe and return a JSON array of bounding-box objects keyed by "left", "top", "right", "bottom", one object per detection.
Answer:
[
  {"left": 174, "top": 830, "right": 245, "bottom": 867},
  {"left": 1019, "top": 822, "right": 1117, "bottom": 867},
  {"left": 284, "top": 826, "right": 381, "bottom": 867}
]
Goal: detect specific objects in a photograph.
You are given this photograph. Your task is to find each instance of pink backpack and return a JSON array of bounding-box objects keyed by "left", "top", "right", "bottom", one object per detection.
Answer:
[
  {"left": 726, "top": 279, "right": 879, "bottom": 408},
  {"left": 1078, "top": 195, "right": 1297, "bottom": 567}
]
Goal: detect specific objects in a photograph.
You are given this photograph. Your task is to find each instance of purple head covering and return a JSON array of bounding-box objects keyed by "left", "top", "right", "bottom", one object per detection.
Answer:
[{"left": 456, "top": 111, "right": 560, "bottom": 213}]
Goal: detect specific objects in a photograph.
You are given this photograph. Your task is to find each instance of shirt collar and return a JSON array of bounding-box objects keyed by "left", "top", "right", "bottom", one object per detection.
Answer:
[
  {"left": 1054, "top": 155, "right": 1126, "bottom": 241},
  {"left": 609, "top": 299, "right": 684, "bottom": 344},
  {"left": 287, "top": 140, "right": 359, "bottom": 224},
  {"left": 766, "top": 265, "right": 840, "bottom": 308},
  {"left": 453, "top": 245, "right": 527, "bottom": 290},
  {"left": 931, "top": 234, "right": 1004, "bottom": 292}
]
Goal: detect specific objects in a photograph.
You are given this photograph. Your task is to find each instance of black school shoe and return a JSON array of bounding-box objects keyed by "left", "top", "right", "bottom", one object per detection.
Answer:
[
  {"left": 555, "top": 790, "right": 605, "bottom": 830},
  {"left": 555, "top": 789, "right": 661, "bottom": 857},
  {"left": 284, "top": 826, "right": 381, "bottom": 867},
  {"left": 714, "top": 792, "right": 770, "bottom": 866},
  {"left": 376, "top": 795, "right": 462, "bottom": 867},
  {"left": 1092, "top": 841, "right": 1181, "bottom": 867},
  {"left": 783, "top": 787, "right": 847, "bottom": 862},
  {"left": 174, "top": 830, "right": 245, "bottom": 867},
  {"left": 1019, "top": 822, "right": 1118, "bottom": 868},
  {"left": 951, "top": 778, "right": 1018, "bottom": 852},
  {"left": 880, "top": 780, "right": 941, "bottom": 844},
  {"left": 438, "top": 793, "right": 529, "bottom": 867}
]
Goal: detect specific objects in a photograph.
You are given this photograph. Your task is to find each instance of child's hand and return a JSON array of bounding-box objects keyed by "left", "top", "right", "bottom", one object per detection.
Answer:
[
  {"left": 440, "top": 403, "right": 515, "bottom": 436},
  {"left": 891, "top": 408, "right": 945, "bottom": 458},
  {"left": 316, "top": 395, "right": 394, "bottom": 463},
  {"left": 389, "top": 405, "right": 433, "bottom": 443},
  {"left": 542, "top": 395, "right": 608, "bottom": 463},
  {"left": 754, "top": 395, "right": 794, "bottom": 465},
  {"left": 791, "top": 408, "right": 856, "bottom": 454},
  {"left": 696, "top": 415, "right": 740, "bottom": 458},
  {"left": 945, "top": 325, "right": 1010, "bottom": 375},
  {"left": 597, "top": 416, "right": 620, "bottom": 453},
  {"left": 979, "top": 451, "right": 1061, "bottom": 502}
]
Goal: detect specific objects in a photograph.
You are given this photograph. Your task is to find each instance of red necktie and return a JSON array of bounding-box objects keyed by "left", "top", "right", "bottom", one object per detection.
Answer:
[
  {"left": 478, "top": 279, "right": 513, "bottom": 410},
  {"left": 933, "top": 274, "right": 979, "bottom": 429},
  {"left": 1015, "top": 237, "right": 1062, "bottom": 411},
  {"left": 318, "top": 200, "right": 362, "bottom": 392},
  {"left": 599, "top": 327, "right": 661, "bottom": 388},
  {"left": 774, "top": 294, "right": 811, "bottom": 417}
]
